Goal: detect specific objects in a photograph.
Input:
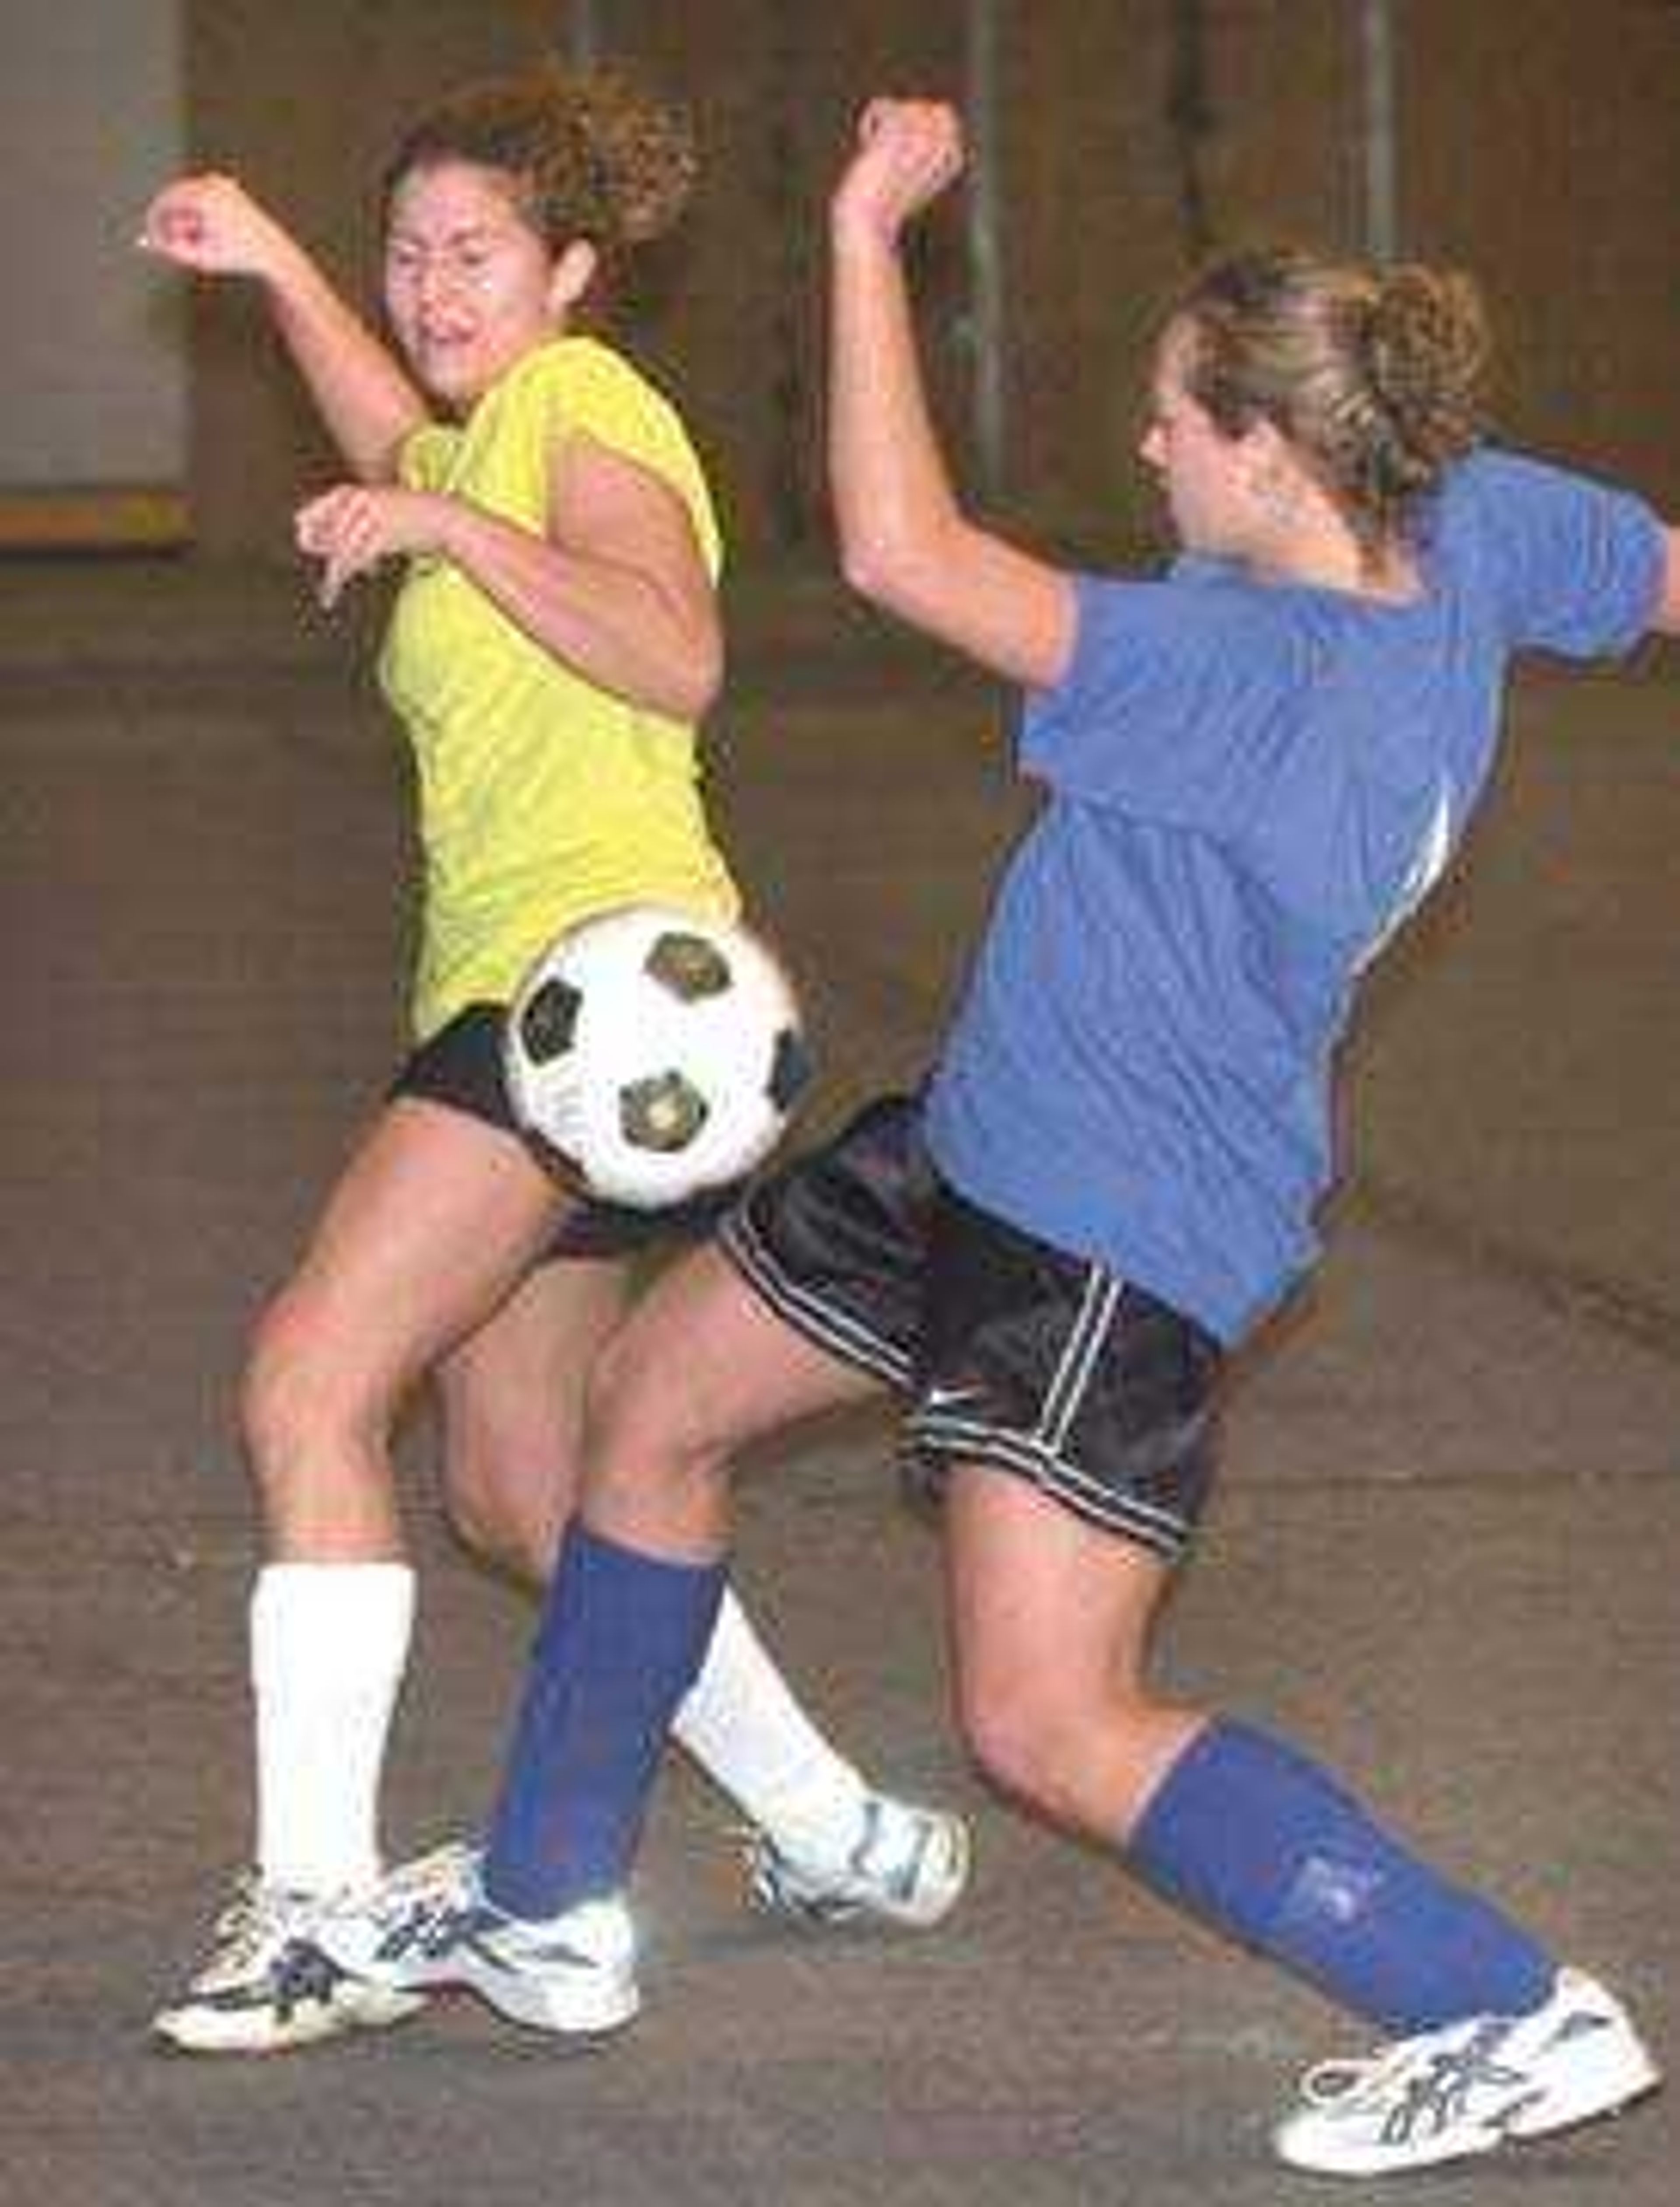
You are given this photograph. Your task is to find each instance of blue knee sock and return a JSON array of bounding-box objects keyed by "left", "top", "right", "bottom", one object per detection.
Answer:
[
  {"left": 483, "top": 1523, "right": 726, "bottom": 1919},
  {"left": 1128, "top": 1720, "right": 1556, "bottom": 2034}
]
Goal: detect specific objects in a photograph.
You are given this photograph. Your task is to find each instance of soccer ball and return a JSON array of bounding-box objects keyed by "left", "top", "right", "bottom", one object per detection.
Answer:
[{"left": 503, "top": 905, "right": 812, "bottom": 1210}]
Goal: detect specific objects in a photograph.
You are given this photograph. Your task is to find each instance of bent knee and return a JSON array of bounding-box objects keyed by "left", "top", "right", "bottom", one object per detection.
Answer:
[
  {"left": 241, "top": 1292, "right": 383, "bottom": 1477},
  {"left": 441, "top": 1445, "right": 567, "bottom": 1584},
  {"left": 957, "top": 1679, "right": 1165, "bottom": 1829},
  {"left": 444, "top": 1484, "right": 546, "bottom": 1583},
  {"left": 957, "top": 1687, "right": 1070, "bottom": 1811},
  {"left": 582, "top": 1327, "right": 732, "bottom": 1503},
  {"left": 585, "top": 1329, "right": 700, "bottom": 1462}
]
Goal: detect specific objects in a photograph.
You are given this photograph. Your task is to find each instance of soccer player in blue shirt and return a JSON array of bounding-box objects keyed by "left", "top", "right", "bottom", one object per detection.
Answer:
[{"left": 322, "top": 99, "right": 1680, "bottom": 2177}]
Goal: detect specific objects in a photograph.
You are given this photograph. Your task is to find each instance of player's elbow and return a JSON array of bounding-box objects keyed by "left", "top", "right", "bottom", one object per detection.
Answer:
[
  {"left": 352, "top": 399, "right": 432, "bottom": 486},
  {"left": 839, "top": 520, "right": 956, "bottom": 625},
  {"left": 668, "top": 618, "right": 724, "bottom": 721},
  {"left": 838, "top": 535, "right": 902, "bottom": 605}
]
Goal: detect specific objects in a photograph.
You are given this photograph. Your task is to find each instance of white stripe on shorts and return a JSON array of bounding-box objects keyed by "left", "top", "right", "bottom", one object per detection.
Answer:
[
  {"left": 908, "top": 1408, "right": 1190, "bottom": 1557},
  {"left": 1038, "top": 1266, "right": 1122, "bottom": 1454},
  {"left": 720, "top": 1208, "right": 916, "bottom": 1393},
  {"left": 906, "top": 1259, "right": 1192, "bottom": 1560}
]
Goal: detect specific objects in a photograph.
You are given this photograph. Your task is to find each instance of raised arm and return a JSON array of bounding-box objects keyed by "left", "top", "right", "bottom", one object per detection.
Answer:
[
  {"left": 139, "top": 174, "right": 427, "bottom": 482},
  {"left": 828, "top": 101, "right": 1076, "bottom": 689}
]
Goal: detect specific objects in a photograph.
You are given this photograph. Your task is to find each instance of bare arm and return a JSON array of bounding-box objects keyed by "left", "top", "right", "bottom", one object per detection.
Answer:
[
  {"left": 295, "top": 433, "right": 723, "bottom": 723},
  {"left": 140, "top": 174, "right": 427, "bottom": 482},
  {"left": 446, "top": 432, "right": 723, "bottom": 720},
  {"left": 828, "top": 101, "right": 1076, "bottom": 690}
]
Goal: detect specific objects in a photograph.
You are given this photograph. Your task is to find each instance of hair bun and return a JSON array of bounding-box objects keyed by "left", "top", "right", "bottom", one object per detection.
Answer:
[
  {"left": 558, "top": 65, "right": 696, "bottom": 247},
  {"left": 1365, "top": 265, "right": 1488, "bottom": 469}
]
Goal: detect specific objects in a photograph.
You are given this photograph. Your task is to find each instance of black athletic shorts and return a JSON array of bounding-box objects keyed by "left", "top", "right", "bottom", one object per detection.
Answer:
[
  {"left": 391, "top": 1002, "right": 740, "bottom": 1263},
  {"left": 719, "top": 1093, "right": 1224, "bottom": 1561}
]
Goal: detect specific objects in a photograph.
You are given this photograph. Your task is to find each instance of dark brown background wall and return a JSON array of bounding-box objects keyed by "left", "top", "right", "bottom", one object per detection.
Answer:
[{"left": 184, "top": 0, "right": 1680, "bottom": 563}]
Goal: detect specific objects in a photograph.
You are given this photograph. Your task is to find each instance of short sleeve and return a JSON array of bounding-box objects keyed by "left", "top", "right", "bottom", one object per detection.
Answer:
[
  {"left": 532, "top": 340, "right": 721, "bottom": 576},
  {"left": 396, "top": 420, "right": 461, "bottom": 492},
  {"left": 1019, "top": 570, "right": 1311, "bottom": 831},
  {"left": 1452, "top": 448, "right": 1664, "bottom": 659}
]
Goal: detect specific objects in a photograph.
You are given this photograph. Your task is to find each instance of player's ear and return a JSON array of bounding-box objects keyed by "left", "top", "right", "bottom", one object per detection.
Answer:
[
  {"left": 1237, "top": 415, "right": 1289, "bottom": 472},
  {"left": 548, "top": 240, "right": 598, "bottom": 322},
  {"left": 1240, "top": 418, "right": 1306, "bottom": 517}
]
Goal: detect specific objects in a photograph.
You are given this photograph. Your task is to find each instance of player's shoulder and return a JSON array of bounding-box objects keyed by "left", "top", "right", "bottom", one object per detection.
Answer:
[
  {"left": 1050, "top": 563, "right": 1318, "bottom": 727},
  {"left": 518, "top": 336, "right": 688, "bottom": 433},
  {"left": 1084, "top": 559, "right": 1312, "bottom": 647},
  {"left": 1428, "top": 442, "right": 1633, "bottom": 535}
]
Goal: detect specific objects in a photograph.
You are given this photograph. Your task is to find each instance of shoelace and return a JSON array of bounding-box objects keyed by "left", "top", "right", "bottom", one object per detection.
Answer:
[
  {"left": 203, "top": 1874, "right": 297, "bottom": 1972},
  {"left": 738, "top": 1801, "right": 942, "bottom": 1918},
  {"left": 1299, "top": 2019, "right": 1527, "bottom": 2144},
  {"left": 368, "top": 1876, "right": 480, "bottom": 1961}
]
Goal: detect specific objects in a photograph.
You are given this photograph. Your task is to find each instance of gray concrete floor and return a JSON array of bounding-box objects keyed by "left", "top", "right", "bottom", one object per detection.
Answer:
[{"left": 3, "top": 556, "right": 1677, "bottom": 2205}]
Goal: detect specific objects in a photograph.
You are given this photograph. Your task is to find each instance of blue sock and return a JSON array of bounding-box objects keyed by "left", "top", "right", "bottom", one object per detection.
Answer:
[
  {"left": 483, "top": 1523, "right": 726, "bottom": 1919},
  {"left": 1129, "top": 1719, "right": 1556, "bottom": 2034}
]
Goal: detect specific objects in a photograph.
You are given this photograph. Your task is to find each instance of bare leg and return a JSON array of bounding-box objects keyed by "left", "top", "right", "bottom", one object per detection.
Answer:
[
  {"left": 480, "top": 1244, "right": 889, "bottom": 1915},
  {"left": 436, "top": 1255, "right": 630, "bottom": 1581},
  {"left": 440, "top": 1241, "right": 961, "bottom": 1895},
  {"left": 239, "top": 1097, "right": 569, "bottom": 1890},
  {"left": 244, "top": 1098, "right": 569, "bottom": 1559},
  {"left": 940, "top": 1465, "right": 1203, "bottom": 1838},
  {"left": 583, "top": 1243, "right": 875, "bottom": 1555},
  {"left": 941, "top": 1461, "right": 1564, "bottom": 2056}
]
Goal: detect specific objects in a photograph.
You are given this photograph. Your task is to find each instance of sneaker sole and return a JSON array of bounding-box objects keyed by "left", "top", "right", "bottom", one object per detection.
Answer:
[
  {"left": 460, "top": 1956, "right": 641, "bottom": 2038},
  {"left": 152, "top": 1983, "right": 427, "bottom": 2056},
  {"left": 327, "top": 1939, "right": 642, "bottom": 2040}
]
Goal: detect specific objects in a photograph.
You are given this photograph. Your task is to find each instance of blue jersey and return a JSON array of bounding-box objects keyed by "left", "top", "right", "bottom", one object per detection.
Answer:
[{"left": 924, "top": 449, "right": 1665, "bottom": 1343}]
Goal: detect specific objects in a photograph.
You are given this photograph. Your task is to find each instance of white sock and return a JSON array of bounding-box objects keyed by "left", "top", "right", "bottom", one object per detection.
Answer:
[
  {"left": 671, "top": 1588, "right": 868, "bottom": 1867},
  {"left": 249, "top": 1561, "right": 415, "bottom": 1896}
]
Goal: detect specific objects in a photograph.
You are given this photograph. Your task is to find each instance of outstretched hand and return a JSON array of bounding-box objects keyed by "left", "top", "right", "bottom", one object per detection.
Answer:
[
  {"left": 136, "top": 173, "right": 298, "bottom": 283},
  {"left": 832, "top": 100, "right": 966, "bottom": 244}
]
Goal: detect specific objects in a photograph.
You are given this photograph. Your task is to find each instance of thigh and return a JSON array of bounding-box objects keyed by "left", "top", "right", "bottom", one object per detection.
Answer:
[
  {"left": 584, "top": 1242, "right": 886, "bottom": 1554},
  {"left": 943, "top": 1467, "right": 1176, "bottom": 1705},
  {"left": 267, "top": 1096, "right": 572, "bottom": 1413}
]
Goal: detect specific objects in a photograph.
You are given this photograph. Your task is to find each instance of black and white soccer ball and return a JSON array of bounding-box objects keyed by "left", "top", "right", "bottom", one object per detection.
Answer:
[{"left": 504, "top": 905, "right": 812, "bottom": 1209}]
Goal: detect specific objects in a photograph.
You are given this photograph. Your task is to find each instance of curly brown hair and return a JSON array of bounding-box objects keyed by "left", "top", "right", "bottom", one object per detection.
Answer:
[
  {"left": 381, "top": 59, "right": 696, "bottom": 266},
  {"left": 1174, "top": 248, "right": 1491, "bottom": 553}
]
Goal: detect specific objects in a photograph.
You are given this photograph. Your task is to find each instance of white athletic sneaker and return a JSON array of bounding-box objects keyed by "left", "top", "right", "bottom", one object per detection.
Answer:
[
  {"left": 152, "top": 1871, "right": 426, "bottom": 2054},
  {"left": 314, "top": 1841, "right": 640, "bottom": 2038},
  {"left": 743, "top": 1791, "right": 971, "bottom": 1930},
  {"left": 1273, "top": 1967, "right": 1661, "bottom": 2176}
]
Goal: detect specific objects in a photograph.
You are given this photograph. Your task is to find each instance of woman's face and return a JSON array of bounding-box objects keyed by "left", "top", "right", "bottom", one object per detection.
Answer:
[
  {"left": 383, "top": 159, "right": 563, "bottom": 409},
  {"left": 1138, "top": 323, "right": 1259, "bottom": 558}
]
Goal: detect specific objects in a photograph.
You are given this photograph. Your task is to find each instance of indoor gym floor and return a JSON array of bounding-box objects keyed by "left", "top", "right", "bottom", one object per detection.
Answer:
[{"left": 3, "top": 556, "right": 1676, "bottom": 2206}]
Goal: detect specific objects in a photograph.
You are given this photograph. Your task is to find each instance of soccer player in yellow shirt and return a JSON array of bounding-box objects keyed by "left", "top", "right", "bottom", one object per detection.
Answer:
[{"left": 140, "top": 59, "right": 966, "bottom": 2053}]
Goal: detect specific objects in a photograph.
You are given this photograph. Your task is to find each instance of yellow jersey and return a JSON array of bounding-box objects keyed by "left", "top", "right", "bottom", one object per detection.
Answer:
[{"left": 383, "top": 336, "right": 739, "bottom": 1041}]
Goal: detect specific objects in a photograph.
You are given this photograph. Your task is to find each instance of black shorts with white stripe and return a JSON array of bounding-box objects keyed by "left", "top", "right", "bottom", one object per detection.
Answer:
[{"left": 718, "top": 1093, "right": 1224, "bottom": 1561}]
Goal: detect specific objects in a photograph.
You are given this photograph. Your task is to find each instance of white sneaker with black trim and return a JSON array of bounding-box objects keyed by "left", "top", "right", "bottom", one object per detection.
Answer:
[
  {"left": 1273, "top": 1967, "right": 1660, "bottom": 2176},
  {"left": 313, "top": 1841, "right": 639, "bottom": 2038},
  {"left": 744, "top": 1791, "right": 971, "bottom": 1930},
  {"left": 152, "top": 1872, "right": 426, "bottom": 2054}
]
